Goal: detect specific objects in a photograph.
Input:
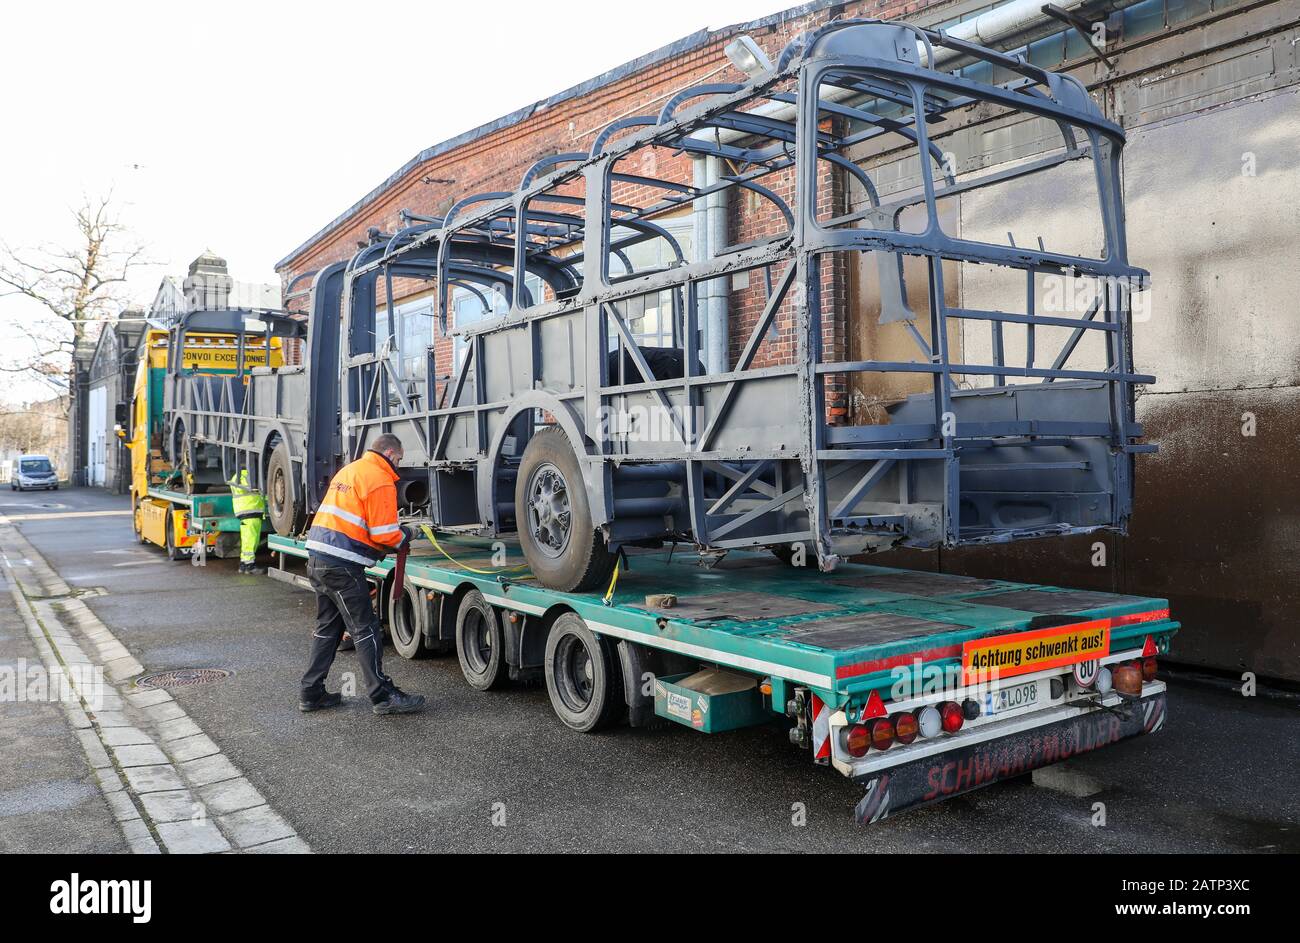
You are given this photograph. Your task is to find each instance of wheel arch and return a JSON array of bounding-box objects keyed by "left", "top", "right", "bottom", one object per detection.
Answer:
[
  {"left": 475, "top": 392, "right": 609, "bottom": 530},
  {"left": 523, "top": 602, "right": 578, "bottom": 669}
]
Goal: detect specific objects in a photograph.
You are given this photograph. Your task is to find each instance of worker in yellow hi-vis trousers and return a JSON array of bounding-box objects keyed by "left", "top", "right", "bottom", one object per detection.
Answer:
[{"left": 227, "top": 468, "right": 267, "bottom": 574}]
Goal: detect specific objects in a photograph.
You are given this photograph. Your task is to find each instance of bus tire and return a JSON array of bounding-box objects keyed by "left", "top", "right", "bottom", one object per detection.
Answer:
[
  {"left": 515, "top": 428, "right": 616, "bottom": 593},
  {"left": 544, "top": 613, "right": 623, "bottom": 733},
  {"left": 455, "top": 590, "right": 507, "bottom": 690},
  {"left": 266, "top": 441, "right": 303, "bottom": 536}
]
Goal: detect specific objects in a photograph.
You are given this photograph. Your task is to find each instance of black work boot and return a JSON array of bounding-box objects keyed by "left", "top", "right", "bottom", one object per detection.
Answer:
[
  {"left": 372, "top": 687, "right": 426, "bottom": 716},
  {"left": 299, "top": 690, "right": 343, "bottom": 713},
  {"left": 239, "top": 563, "right": 266, "bottom": 575}
]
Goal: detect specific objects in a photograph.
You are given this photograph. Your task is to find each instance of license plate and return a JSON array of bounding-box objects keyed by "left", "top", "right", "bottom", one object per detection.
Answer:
[{"left": 985, "top": 680, "right": 1042, "bottom": 716}]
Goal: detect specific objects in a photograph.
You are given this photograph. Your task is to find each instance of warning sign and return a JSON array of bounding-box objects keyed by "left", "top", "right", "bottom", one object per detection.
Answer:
[
  {"left": 180, "top": 346, "right": 277, "bottom": 370},
  {"left": 962, "top": 620, "right": 1109, "bottom": 684}
]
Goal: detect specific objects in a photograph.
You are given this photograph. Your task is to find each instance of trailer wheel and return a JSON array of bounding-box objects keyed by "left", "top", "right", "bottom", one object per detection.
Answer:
[
  {"left": 455, "top": 590, "right": 507, "bottom": 690},
  {"left": 388, "top": 577, "right": 428, "bottom": 660},
  {"left": 544, "top": 613, "right": 623, "bottom": 733},
  {"left": 515, "top": 428, "right": 616, "bottom": 593},
  {"left": 266, "top": 441, "right": 303, "bottom": 536}
]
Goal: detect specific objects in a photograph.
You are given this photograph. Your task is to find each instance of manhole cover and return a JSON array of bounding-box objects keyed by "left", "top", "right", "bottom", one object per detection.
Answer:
[{"left": 135, "top": 668, "right": 233, "bottom": 689}]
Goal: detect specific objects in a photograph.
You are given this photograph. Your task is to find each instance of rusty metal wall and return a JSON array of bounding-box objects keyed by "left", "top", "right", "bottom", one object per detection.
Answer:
[{"left": 870, "top": 2, "right": 1300, "bottom": 682}]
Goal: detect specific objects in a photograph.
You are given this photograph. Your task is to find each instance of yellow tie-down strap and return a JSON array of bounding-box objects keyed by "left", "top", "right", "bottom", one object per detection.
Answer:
[{"left": 418, "top": 525, "right": 532, "bottom": 577}]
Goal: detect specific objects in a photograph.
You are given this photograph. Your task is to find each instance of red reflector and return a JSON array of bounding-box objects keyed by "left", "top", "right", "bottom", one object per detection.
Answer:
[
  {"left": 893, "top": 712, "right": 919, "bottom": 745},
  {"left": 869, "top": 717, "right": 895, "bottom": 751},
  {"left": 844, "top": 724, "right": 870, "bottom": 758},
  {"left": 863, "top": 690, "right": 887, "bottom": 719},
  {"left": 939, "top": 701, "right": 964, "bottom": 733},
  {"left": 1141, "top": 635, "right": 1158, "bottom": 657},
  {"left": 857, "top": 686, "right": 889, "bottom": 717},
  {"left": 1113, "top": 609, "right": 1170, "bottom": 627},
  {"left": 1142, "top": 657, "right": 1158, "bottom": 682}
]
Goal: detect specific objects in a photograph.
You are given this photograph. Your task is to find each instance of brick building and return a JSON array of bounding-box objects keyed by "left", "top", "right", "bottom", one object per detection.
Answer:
[{"left": 276, "top": 0, "right": 1300, "bottom": 681}]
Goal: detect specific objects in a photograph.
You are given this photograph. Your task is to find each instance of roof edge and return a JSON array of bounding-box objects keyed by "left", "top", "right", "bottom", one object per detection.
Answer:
[{"left": 275, "top": 0, "right": 837, "bottom": 271}]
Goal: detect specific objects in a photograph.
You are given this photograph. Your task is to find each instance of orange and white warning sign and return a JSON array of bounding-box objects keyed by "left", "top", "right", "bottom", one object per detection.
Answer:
[{"left": 962, "top": 620, "right": 1110, "bottom": 684}]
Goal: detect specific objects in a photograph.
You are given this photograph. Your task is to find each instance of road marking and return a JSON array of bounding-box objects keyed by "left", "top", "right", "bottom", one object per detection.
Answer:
[
  {"left": 0, "top": 512, "right": 311, "bottom": 855},
  {"left": 2, "top": 510, "right": 132, "bottom": 521}
]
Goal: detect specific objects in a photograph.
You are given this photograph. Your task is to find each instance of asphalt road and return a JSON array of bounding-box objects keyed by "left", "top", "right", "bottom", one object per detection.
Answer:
[{"left": 5, "top": 487, "right": 1298, "bottom": 853}]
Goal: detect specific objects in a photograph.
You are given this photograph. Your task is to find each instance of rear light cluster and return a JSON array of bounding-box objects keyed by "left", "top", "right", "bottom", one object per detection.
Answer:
[
  {"left": 1109, "top": 636, "right": 1160, "bottom": 696},
  {"left": 1109, "top": 657, "right": 1157, "bottom": 695},
  {"left": 842, "top": 699, "right": 973, "bottom": 758}
]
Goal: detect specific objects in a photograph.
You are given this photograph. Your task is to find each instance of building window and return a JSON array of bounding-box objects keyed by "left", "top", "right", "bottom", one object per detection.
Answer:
[{"left": 607, "top": 215, "right": 693, "bottom": 350}]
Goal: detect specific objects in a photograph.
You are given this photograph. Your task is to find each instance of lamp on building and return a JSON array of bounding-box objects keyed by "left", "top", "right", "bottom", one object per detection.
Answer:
[{"left": 724, "top": 35, "right": 773, "bottom": 79}]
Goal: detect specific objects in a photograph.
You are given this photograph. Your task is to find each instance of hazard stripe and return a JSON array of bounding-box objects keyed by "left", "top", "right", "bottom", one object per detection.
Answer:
[{"left": 811, "top": 693, "right": 831, "bottom": 761}]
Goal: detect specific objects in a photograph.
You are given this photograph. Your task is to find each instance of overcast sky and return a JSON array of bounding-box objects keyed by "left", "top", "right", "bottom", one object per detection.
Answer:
[{"left": 0, "top": 0, "right": 793, "bottom": 403}]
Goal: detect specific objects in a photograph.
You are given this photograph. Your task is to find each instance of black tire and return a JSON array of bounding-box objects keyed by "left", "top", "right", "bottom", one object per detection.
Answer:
[
  {"left": 514, "top": 428, "right": 616, "bottom": 593},
  {"left": 544, "top": 613, "right": 624, "bottom": 732},
  {"left": 132, "top": 500, "right": 148, "bottom": 544},
  {"left": 266, "top": 440, "right": 303, "bottom": 536},
  {"left": 455, "top": 590, "right": 506, "bottom": 690},
  {"left": 164, "top": 513, "right": 187, "bottom": 562},
  {"left": 388, "top": 577, "right": 428, "bottom": 660}
]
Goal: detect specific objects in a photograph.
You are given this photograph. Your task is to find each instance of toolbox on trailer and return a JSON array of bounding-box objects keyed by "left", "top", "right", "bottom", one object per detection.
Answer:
[
  {"left": 267, "top": 533, "right": 1177, "bottom": 823},
  {"left": 653, "top": 669, "right": 770, "bottom": 733}
]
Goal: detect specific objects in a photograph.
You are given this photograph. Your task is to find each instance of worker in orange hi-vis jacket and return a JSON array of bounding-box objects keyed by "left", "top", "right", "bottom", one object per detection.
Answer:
[{"left": 298, "top": 433, "right": 425, "bottom": 716}]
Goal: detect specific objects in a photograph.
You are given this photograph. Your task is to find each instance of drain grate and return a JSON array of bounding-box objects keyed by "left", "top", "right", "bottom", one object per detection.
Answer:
[{"left": 135, "top": 668, "right": 233, "bottom": 690}]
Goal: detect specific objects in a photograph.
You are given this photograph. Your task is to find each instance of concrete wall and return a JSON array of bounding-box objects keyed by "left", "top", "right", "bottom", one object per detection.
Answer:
[{"left": 876, "top": 6, "right": 1300, "bottom": 683}]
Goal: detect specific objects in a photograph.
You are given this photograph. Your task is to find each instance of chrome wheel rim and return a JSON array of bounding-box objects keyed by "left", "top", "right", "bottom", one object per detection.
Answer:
[{"left": 526, "top": 462, "right": 571, "bottom": 559}]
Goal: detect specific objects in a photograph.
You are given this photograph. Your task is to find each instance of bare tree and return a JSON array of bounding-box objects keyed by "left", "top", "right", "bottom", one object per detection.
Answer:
[
  {"left": 0, "top": 397, "right": 68, "bottom": 463},
  {"left": 0, "top": 193, "right": 152, "bottom": 395}
]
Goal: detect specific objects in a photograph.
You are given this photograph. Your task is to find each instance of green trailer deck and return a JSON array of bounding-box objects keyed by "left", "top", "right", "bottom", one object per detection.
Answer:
[
  {"left": 268, "top": 532, "right": 1178, "bottom": 822},
  {"left": 147, "top": 487, "right": 240, "bottom": 531}
]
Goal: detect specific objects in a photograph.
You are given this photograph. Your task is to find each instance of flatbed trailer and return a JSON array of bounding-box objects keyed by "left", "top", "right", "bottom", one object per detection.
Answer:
[{"left": 268, "top": 532, "right": 1177, "bottom": 822}]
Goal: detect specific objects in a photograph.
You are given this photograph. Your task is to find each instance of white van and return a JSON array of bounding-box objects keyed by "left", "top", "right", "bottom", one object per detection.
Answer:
[{"left": 10, "top": 454, "right": 58, "bottom": 491}]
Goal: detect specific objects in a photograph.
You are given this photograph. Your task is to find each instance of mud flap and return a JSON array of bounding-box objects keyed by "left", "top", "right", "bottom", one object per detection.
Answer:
[{"left": 853, "top": 693, "right": 1167, "bottom": 824}]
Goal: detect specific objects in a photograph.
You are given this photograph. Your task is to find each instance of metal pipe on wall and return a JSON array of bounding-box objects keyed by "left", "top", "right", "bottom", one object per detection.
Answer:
[{"left": 693, "top": 155, "right": 730, "bottom": 373}]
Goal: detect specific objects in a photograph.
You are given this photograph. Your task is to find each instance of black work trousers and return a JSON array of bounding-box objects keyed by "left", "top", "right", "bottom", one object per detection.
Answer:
[{"left": 301, "top": 556, "right": 392, "bottom": 703}]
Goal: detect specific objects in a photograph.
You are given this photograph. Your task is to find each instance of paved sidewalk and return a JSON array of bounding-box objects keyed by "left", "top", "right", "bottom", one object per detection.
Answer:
[
  {"left": 0, "top": 512, "right": 309, "bottom": 854},
  {"left": 0, "top": 563, "right": 127, "bottom": 853}
]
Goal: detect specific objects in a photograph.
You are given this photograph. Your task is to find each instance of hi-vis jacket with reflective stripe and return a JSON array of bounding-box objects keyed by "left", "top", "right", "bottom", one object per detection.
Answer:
[
  {"left": 227, "top": 469, "right": 267, "bottom": 519},
  {"left": 305, "top": 451, "right": 407, "bottom": 567}
]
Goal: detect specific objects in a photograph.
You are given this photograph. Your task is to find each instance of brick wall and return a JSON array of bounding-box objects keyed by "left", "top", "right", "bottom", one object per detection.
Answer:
[{"left": 278, "top": 0, "right": 944, "bottom": 420}]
